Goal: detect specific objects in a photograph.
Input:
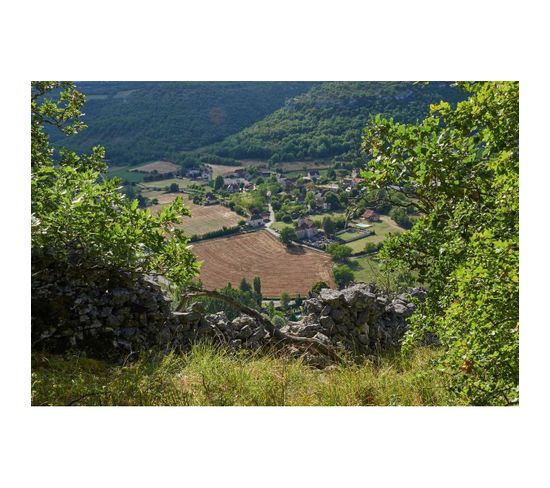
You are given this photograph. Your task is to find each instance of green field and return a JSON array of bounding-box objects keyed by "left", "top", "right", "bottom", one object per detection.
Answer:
[
  {"left": 345, "top": 237, "right": 374, "bottom": 254},
  {"left": 338, "top": 229, "right": 366, "bottom": 241},
  {"left": 348, "top": 255, "right": 383, "bottom": 284},
  {"left": 106, "top": 166, "right": 145, "bottom": 183},
  {"left": 349, "top": 254, "right": 419, "bottom": 292},
  {"left": 309, "top": 211, "right": 346, "bottom": 223},
  {"left": 270, "top": 221, "right": 293, "bottom": 232},
  {"left": 354, "top": 217, "right": 404, "bottom": 244},
  {"left": 140, "top": 177, "right": 206, "bottom": 190}
]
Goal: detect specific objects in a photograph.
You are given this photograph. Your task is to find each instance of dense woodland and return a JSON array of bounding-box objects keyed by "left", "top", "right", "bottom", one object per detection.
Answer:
[
  {"left": 210, "top": 81, "right": 466, "bottom": 161},
  {"left": 47, "top": 81, "right": 317, "bottom": 165},
  {"left": 47, "top": 81, "right": 466, "bottom": 167}
]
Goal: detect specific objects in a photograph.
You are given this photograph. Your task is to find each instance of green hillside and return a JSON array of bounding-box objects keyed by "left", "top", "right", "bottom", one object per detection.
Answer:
[
  {"left": 210, "top": 81, "right": 466, "bottom": 161},
  {"left": 47, "top": 81, "right": 317, "bottom": 165}
]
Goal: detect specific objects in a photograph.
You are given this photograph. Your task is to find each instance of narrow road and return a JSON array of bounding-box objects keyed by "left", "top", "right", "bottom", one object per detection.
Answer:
[
  {"left": 265, "top": 203, "right": 275, "bottom": 228},
  {"left": 265, "top": 203, "right": 279, "bottom": 238}
]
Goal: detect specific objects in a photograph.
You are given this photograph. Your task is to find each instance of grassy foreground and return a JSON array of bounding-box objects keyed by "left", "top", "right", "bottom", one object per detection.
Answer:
[{"left": 31, "top": 345, "right": 455, "bottom": 406}]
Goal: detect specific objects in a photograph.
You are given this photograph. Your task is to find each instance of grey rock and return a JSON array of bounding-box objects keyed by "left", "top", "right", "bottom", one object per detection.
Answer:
[
  {"left": 313, "top": 332, "right": 330, "bottom": 345},
  {"left": 330, "top": 308, "right": 344, "bottom": 322},
  {"left": 238, "top": 324, "right": 253, "bottom": 340},
  {"left": 321, "top": 305, "right": 332, "bottom": 316},
  {"left": 392, "top": 303, "right": 409, "bottom": 315},
  {"left": 319, "top": 315, "right": 335, "bottom": 329}
]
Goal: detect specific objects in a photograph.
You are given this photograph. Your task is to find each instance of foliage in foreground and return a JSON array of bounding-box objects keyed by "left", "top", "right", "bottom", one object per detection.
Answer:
[
  {"left": 362, "top": 82, "right": 519, "bottom": 405},
  {"left": 31, "top": 345, "right": 453, "bottom": 406},
  {"left": 31, "top": 82, "right": 199, "bottom": 287}
]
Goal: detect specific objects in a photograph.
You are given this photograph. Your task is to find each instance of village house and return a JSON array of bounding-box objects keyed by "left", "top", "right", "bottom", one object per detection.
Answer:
[
  {"left": 343, "top": 177, "right": 362, "bottom": 189},
  {"left": 187, "top": 169, "right": 202, "bottom": 179},
  {"left": 361, "top": 209, "right": 381, "bottom": 222},
  {"left": 294, "top": 217, "right": 318, "bottom": 240},
  {"left": 223, "top": 177, "right": 251, "bottom": 193},
  {"left": 314, "top": 192, "right": 328, "bottom": 210},
  {"left": 248, "top": 210, "right": 265, "bottom": 227},
  {"left": 308, "top": 169, "right": 320, "bottom": 180},
  {"left": 317, "top": 183, "right": 339, "bottom": 192},
  {"left": 204, "top": 193, "right": 219, "bottom": 205}
]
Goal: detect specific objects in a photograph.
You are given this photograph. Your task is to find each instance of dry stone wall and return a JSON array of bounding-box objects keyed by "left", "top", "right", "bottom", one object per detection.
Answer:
[{"left": 32, "top": 261, "right": 425, "bottom": 363}]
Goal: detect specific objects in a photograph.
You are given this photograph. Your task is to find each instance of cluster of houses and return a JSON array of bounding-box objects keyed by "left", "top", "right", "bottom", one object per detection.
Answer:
[{"left": 170, "top": 160, "right": 382, "bottom": 245}]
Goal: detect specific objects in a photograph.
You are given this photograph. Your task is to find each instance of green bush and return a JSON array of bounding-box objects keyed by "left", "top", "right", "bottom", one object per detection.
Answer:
[
  {"left": 362, "top": 82, "right": 519, "bottom": 405},
  {"left": 333, "top": 265, "right": 355, "bottom": 288},
  {"left": 31, "top": 82, "right": 199, "bottom": 288}
]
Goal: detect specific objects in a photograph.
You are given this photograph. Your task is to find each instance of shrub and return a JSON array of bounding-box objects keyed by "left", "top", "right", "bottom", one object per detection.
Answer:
[
  {"left": 333, "top": 265, "right": 354, "bottom": 288},
  {"left": 31, "top": 82, "right": 199, "bottom": 289},
  {"left": 362, "top": 81, "right": 519, "bottom": 405}
]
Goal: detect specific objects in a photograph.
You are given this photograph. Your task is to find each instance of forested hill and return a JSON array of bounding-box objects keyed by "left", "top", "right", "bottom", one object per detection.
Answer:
[
  {"left": 209, "top": 82, "right": 466, "bottom": 162},
  {"left": 47, "top": 81, "right": 317, "bottom": 165}
]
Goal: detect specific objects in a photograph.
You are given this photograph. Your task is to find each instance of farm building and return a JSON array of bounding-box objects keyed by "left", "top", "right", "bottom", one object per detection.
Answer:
[
  {"left": 361, "top": 209, "right": 381, "bottom": 222},
  {"left": 295, "top": 217, "right": 318, "bottom": 240}
]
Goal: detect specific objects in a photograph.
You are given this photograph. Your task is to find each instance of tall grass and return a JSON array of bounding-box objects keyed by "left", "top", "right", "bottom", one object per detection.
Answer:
[{"left": 31, "top": 345, "right": 456, "bottom": 406}]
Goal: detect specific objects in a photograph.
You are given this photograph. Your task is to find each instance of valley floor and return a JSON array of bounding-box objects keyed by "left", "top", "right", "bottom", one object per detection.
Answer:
[{"left": 31, "top": 345, "right": 455, "bottom": 406}]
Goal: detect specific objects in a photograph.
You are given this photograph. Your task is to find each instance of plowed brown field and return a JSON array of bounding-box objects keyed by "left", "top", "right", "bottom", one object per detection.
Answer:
[
  {"left": 149, "top": 195, "right": 242, "bottom": 237},
  {"left": 191, "top": 230, "right": 335, "bottom": 297},
  {"left": 131, "top": 160, "right": 179, "bottom": 174}
]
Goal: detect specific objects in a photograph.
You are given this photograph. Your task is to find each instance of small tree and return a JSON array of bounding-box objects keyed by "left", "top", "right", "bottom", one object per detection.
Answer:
[
  {"left": 214, "top": 175, "right": 224, "bottom": 191},
  {"left": 333, "top": 265, "right": 354, "bottom": 288},
  {"left": 389, "top": 207, "right": 412, "bottom": 229},
  {"left": 322, "top": 217, "right": 337, "bottom": 236},
  {"left": 169, "top": 182, "right": 180, "bottom": 193},
  {"left": 253, "top": 276, "right": 262, "bottom": 296},
  {"left": 327, "top": 243, "right": 353, "bottom": 262},
  {"left": 311, "top": 281, "right": 329, "bottom": 294},
  {"left": 282, "top": 214, "right": 292, "bottom": 223},
  {"left": 324, "top": 191, "right": 341, "bottom": 210},
  {"left": 279, "top": 227, "right": 296, "bottom": 246},
  {"left": 364, "top": 242, "right": 378, "bottom": 254},
  {"left": 239, "top": 278, "right": 251, "bottom": 293},
  {"left": 280, "top": 292, "right": 290, "bottom": 311},
  {"left": 265, "top": 301, "right": 276, "bottom": 318},
  {"left": 252, "top": 276, "right": 262, "bottom": 305}
]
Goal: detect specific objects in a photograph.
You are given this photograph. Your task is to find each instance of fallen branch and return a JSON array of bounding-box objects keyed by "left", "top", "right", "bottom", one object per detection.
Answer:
[{"left": 180, "top": 289, "right": 342, "bottom": 363}]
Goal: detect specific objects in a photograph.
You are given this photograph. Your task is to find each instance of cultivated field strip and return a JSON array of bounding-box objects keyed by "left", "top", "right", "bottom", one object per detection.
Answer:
[
  {"left": 191, "top": 230, "right": 335, "bottom": 296},
  {"left": 149, "top": 195, "right": 242, "bottom": 237}
]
